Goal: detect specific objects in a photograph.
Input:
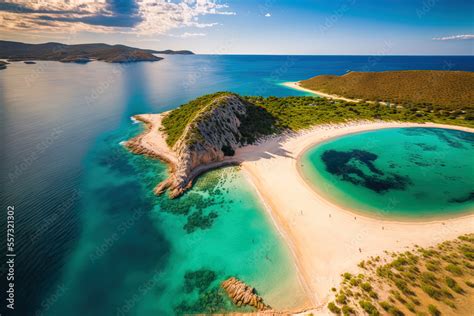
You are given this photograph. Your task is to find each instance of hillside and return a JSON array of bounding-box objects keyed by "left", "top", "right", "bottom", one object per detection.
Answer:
[
  {"left": 328, "top": 234, "right": 474, "bottom": 316},
  {"left": 0, "top": 40, "right": 193, "bottom": 63},
  {"left": 154, "top": 92, "right": 277, "bottom": 197},
  {"left": 145, "top": 49, "right": 194, "bottom": 55},
  {"left": 300, "top": 70, "right": 474, "bottom": 108}
]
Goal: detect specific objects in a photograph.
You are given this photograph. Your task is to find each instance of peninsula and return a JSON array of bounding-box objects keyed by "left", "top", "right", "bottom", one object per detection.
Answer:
[
  {"left": 125, "top": 71, "right": 474, "bottom": 313},
  {"left": 0, "top": 40, "right": 193, "bottom": 64}
]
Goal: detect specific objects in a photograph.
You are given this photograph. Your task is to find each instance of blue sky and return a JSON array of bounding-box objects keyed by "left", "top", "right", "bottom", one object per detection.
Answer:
[{"left": 0, "top": 0, "right": 473, "bottom": 55}]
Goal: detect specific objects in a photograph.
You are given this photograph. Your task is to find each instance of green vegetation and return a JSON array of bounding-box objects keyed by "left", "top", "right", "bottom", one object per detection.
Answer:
[
  {"left": 329, "top": 234, "right": 474, "bottom": 315},
  {"left": 428, "top": 304, "right": 441, "bottom": 316},
  {"left": 359, "top": 300, "right": 379, "bottom": 315},
  {"left": 161, "top": 86, "right": 473, "bottom": 150},
  {"left": 162, "top": 92, "right": 233, "bottom": 147},
  {"left": 300, "top": 70, "right": 474, "bottom": 108},
  {"left": 328, "top": 301, "right": 341, "bottom": 314}
]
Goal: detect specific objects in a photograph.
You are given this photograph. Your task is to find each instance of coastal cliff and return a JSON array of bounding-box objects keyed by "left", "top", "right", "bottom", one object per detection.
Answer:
[
  {"left": 155, "top": 94, "right": 251, "bottom": 197},
  {"left": 125, "top": 92, "right": 277, "bottom": 198}
]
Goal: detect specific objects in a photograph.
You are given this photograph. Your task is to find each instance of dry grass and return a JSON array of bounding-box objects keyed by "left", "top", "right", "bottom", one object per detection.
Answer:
[{"left": 300, "top": 71, "right": 474, "bottom": 108}]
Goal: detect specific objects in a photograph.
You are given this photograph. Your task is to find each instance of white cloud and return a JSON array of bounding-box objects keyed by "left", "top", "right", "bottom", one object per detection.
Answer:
[
  {"left": 432, "top": 34, "right": 474, "bottom": 41},
  {"left": 0, "top": 0, "right": 235, "bottom": 35},
  {"left": 135, "top": 0, "right": 234, "bottom": 34},
  {"left": 169, "top": 32, "right": 206, "bottom": 38},
  {"left": 265, "top": 13, "right": 271, "bottom": 17}
]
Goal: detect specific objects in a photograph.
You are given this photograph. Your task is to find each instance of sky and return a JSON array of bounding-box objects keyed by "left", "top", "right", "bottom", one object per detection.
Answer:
[{"left": 0, "top": 0, "right": 473, "bottom": 55}]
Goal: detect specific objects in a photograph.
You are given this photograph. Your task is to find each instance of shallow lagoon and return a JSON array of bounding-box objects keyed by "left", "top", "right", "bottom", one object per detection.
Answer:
[{"left": 301, "top": 127, "right": 474, "bottom": 218}]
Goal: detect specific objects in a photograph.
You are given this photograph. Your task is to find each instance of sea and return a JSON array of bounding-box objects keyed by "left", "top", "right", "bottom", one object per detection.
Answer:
[{"left": 1, "top": 55, "right": 473, "bottom": 315}]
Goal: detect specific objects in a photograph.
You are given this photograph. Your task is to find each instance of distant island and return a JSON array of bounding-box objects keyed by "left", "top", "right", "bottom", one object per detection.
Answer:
[{"left": 0, "top": 40, "right": 194, "bottom": 64}]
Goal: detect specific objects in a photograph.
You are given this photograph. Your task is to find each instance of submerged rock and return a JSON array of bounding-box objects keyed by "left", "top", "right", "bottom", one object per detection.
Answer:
[{"left": 221, "top": 277, "right": 271, "bottom": 311}]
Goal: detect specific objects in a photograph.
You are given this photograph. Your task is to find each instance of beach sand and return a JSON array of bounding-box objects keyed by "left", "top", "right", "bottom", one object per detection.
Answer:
[
  {"left": 282, "top": 81, "right": 362, "bottom": 103},
  {"left": 127, "top": 114, "right": 474, "bottom": 312},
  {"left": 236, "top": 121, "right": 474, "bottom": 310}
]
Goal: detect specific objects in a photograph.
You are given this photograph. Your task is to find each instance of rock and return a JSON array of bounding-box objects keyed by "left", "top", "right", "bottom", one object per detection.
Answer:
[
  {"left": 221, "top": 277, "right": 271, "bottom": 311},
  {"left": 157, "top": 94, "right": 248, "bottom": 198}
]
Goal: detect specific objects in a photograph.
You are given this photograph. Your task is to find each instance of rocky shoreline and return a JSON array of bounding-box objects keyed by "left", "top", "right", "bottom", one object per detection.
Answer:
[
  {"left": 125, "top": 94, "right": 256, "bottom": 198},
  {"left": 124, "top": 111, "right": 242, "bottom": 198}
]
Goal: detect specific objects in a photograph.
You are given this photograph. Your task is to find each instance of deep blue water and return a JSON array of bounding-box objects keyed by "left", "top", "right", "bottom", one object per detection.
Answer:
[{"left": 0, "top": 55, "right": 473, "bottom": 315}]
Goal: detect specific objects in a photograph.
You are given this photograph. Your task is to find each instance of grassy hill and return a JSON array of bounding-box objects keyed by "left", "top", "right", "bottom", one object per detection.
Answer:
[
  {"left": 300, "top": 70, "right": 474, "bottom": 108},
  {"left": 327, "top": 234, "right": 474, "bottom": 316}
]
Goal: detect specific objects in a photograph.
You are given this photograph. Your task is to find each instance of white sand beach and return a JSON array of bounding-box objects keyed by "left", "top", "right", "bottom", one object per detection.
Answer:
[
  {"left": 282, "top": 81, "right": 362, "bottom": 103},
  {"left": 236, "top": 121, "right": 474, "bottom": 310},
  {"left": 128, "top": 115, "right": 474, "bottom": 312}
]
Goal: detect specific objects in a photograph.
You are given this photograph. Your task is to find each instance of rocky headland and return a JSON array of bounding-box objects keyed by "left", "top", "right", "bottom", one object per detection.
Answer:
[{"left": 125, "top": 92, "right": 275, "bottom": 198}]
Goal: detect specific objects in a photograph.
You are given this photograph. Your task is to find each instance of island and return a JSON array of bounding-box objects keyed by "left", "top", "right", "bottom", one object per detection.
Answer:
[
  {"left": 125, "top": 71, "right": 474, "bottom": 314},
  {"left": 0, "top": 40, "right": 194, "bottom": 64}
]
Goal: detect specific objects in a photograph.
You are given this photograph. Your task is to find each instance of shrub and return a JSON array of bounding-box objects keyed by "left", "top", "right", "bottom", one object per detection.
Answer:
[
  {"left": 443, "top": 299, "right": 456, "bottom": 309},
  {"left": 341, "top": 305, "right": 355, "bottom": 315},
  {"left": 336, "top": 293, "right": 347, "bottom": 305},
  {"left": 428, "top": 304, "right": 441, "bottom": 316},
  {"left": 445, "top": 263, "right": 463, "bottom": 276},
  {"left": 380, "top": 301, "right": 392, "bottom": 311},
  {"left": 445, "top": 277, "right": 464, "bottom": 294},
  {"left": 404, "top": 302, "right": 416, "bottom": 313},
  {"left": 328, "top": 301, "right": 341, "bottom": 314},
  {"left": 349, "top": 277, "right": 360, "bottom": 286},
  {"left": 421, "top": 272, "right": 438, "bottom": 286},
  {"left": 343, "top": 272, "right": 353, "bottom": 280},
  {"left": 394, "top": 279, "right": 414, "bottom": 296},
  {"left": 421, "top": 284, "right": 443, "bottom": 300},
  {"left": 465, "top": 280, "right": 474, "bottom": 288},
  {"left": 379, "top": 301, "right": 404, "bottom": 315},
  {"left": 359, "top": 300, "right": 380, "bottom": 316},
  {"left": 425, "top": 262, "right": 439, "bottom": 272},
  {"left": 361, "top": 282, "right": 372, "bottom": 292}
]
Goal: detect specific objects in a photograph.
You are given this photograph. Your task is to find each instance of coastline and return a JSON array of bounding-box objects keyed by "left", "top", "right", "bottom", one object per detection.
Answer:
[
  {"left": 282, "top": 81, "right": 362, "bottom": 103},
  {"left": 236, "top": 121, "right": 474, "bottom": 310},
  {"left": 126, "top": 115, "right": 474, "bottom": 312}
]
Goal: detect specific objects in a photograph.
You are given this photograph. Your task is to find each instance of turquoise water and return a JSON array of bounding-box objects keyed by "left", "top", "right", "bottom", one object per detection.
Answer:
[
  {"left": 1, "top": 55, "right": 474, "bottom": 315},
  {"left": 301, "top": 128, "right": 474, "bottom": 218},
  {"left": 42, "top": 124, "right": 305, "bottom": 315}
]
